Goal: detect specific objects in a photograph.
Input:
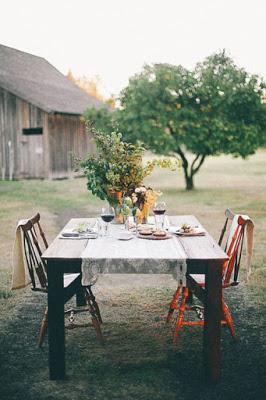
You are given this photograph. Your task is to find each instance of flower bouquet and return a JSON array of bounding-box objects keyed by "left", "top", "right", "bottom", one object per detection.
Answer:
[
  {"left": 80, "top": 127, "right": 179, "bottom": 222},
  {"left": 120, "top": 186, "right": 161, "bottom": 225}
]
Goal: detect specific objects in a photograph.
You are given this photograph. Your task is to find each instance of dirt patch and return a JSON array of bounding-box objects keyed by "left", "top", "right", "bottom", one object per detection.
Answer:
[{"left": 0, "top": 280, "right": 265, "bottom": 400}]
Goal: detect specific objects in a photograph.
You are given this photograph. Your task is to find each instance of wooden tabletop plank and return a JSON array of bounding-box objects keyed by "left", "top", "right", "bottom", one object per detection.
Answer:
[
  {"left": 42, "top": 216, "right": 228, "bottom": 261},
  {"left": 42, "top": 218, "right": 89, "bottom": 260},
  {"left": 169, "top": 216, "right": 228, "bottom": 260}
]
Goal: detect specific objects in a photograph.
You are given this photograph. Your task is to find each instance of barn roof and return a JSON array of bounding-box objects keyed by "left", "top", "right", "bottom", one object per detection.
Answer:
[{"left": 0, "top": 44, "right": 103, "bottom": 115}]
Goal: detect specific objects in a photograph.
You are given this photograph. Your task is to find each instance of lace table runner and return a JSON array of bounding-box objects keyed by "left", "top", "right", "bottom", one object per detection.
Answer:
[{"left": 81, "top": 224, "right": 187, "bottom": 286}]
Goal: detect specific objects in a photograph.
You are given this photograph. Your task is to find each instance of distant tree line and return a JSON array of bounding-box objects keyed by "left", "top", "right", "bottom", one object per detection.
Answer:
[
  {"left": 67, "top": 70, "right": 116, "bottom": 108},
  {"left": 83, "top": 51, "right": 266, "bottom": 190}
]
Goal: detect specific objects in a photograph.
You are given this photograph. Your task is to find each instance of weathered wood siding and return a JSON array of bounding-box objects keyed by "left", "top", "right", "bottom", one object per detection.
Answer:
[
  {"left": 0, "top": 87, "right": 94, "bottom": 179},
  {"left": 0, "top": 88, "right": 47, "bottom": 179},
  {"left": 48, "top": 114, "right": 94, "bottom": 179}
]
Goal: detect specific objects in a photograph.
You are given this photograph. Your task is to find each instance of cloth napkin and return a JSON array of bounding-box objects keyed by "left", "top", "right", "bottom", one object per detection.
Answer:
[
  {"left": 60, "top": 220, "right": 98, "bottom": 240},
  {"left": 11, "top": 220, "right": 31, "bottom": 290}
]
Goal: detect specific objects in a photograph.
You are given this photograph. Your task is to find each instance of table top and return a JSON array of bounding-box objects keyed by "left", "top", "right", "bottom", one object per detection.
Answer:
[
  {"left": 82, "top": 223, "right": 187, "bottom": 261},
  {"left": 42, "top": 215, "right": 228, "bottom": 262}
]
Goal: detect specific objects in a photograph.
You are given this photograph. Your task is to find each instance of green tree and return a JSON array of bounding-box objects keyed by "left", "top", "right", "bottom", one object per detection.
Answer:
[
  {"left": 84, "top": 51, "right": 266, "bottom": 190},
  {"left": 83, "top": 106, "right": 116, "bottom": 134}
]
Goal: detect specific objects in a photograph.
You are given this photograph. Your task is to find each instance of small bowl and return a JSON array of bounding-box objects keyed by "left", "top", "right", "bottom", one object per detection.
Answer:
[{"left": 117, "top": 231, "right": 134, "bottom": 241}]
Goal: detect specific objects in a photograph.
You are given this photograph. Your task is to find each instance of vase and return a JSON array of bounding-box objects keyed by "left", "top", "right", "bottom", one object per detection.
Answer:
[
  {"left": 124, "top": 215, "right": 130, "bottom": 230},
  {"left": 114, "top": 191, "right": 124, "bottom": 223},
  {"left": 139, "top": 203, "right": 150, "bottom": 224}
]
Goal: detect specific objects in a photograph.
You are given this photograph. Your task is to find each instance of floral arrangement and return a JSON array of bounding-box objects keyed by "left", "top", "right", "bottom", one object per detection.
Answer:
[
  {"left": 120, "top": 186, "right": 161, "bottom": 223},
  {"left": 80, "top": 126, "right": 179, "bottom": 215}
]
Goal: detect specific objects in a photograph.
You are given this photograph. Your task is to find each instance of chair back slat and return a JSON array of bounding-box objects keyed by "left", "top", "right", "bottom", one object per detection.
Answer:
[
  {"left": 218, "top": 208, "right": 235, "bottom": 247},
  {"left": 20, "top": 214, "right": 48, "bottom": 290},
  {"left": 233, "top": 232, "right": 245, "bottom": 283},
  {"left": 31, "top": 213, "right": 49, "bottom": 250},
  {"left": 221, "top": 213, "right": 247, "bottom": 286},
  {"left": 218, "top": 217, "right": 228, "bottom": 246},
  {"left": 23, "top": 233, "right": 36, "bottom": 288}
]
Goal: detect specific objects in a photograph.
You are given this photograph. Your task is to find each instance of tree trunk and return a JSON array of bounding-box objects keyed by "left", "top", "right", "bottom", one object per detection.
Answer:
[
  {"left": 175, "top": 146, "right": 206, "bottom": 191},
  {"left": 185, "top": 175, "right": 194, "bottom": 191}
]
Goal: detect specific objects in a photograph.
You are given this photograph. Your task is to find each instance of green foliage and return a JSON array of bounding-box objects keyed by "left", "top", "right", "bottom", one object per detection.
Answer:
[
  {"left": 80, "top": 128, "right": 144, "bottom": 201},
  {"left": 84, "top": 51, "right": 266, "bottom": 189},
  {"left": 80, "top": 125, "right": 179, "bottom": 202},
  {"left": 82, "top": 107, "right": 116, "bottom": 135},
  {"left": 119, "top": 52, "right": 266, "bottom": 156}
]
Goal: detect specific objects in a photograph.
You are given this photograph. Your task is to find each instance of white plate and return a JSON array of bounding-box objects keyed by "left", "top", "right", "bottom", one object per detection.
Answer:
[
  {"left": 175, "top": 228, "right": 206, "bottom": 236},
  {"left": 168, "top": 226, "right": 181, "bottom": 233},
  {"left": 117, "top": 232, "right": 134, "bottom": 241}
]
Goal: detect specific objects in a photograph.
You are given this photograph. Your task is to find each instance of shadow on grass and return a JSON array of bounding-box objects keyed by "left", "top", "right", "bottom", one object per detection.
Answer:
[{"left": 0, "top": 286, "right": 265, "bottom": 400}]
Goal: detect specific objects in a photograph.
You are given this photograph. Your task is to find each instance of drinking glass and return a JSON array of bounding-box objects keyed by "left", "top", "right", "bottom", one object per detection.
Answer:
[
  {"left": 100, "top": 206, "right": 115, "bottom": 236},
  {"left": 153, "top": 202, "right": 166, "bottom": 231}
]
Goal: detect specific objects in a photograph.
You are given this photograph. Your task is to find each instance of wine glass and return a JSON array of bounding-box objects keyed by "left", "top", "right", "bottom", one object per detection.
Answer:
[
  {"left": 100, "top": 206, "right": 115, "bottom": 236},
  {"left": 153, "top": 202, "right": 166, "bottom": 231}
]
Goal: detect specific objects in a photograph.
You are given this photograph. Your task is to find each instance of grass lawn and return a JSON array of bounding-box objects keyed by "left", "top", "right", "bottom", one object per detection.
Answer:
[
  {"left": 1, "top": 149, "right": 265, "bottom": 296},
  {"left": 0, "top": 150, "right": 265, "bottom": 400}
]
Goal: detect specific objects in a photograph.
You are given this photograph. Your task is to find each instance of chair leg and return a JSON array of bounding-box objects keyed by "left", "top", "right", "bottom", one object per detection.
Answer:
[
  {"left": 85, "top": 288, "right": 104, "bottom": 343},
  {"left": 166, "top": 286, "right": 181, "bottom": 323},
  {"left": 173, "top": 287, "right": 189, "bottom": 344},
  {"left": 38, "top": 307, "right": 48, "bottom": 348},
  {"left": 87, "top": 286, "right": 103, "bottom": 324},
  {"left": 186, "top": 288, "right": 193, "bottom": 304},
  {"left": 222, "top": 298, "right": 237, "bottom": 339}
]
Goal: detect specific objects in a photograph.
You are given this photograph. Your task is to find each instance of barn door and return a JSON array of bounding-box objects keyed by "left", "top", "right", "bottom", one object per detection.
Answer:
[
  {"left": 19, "top": 104, "right": 45, "bottom": 179},
  {"left": 20, "top": 127, "right": 44, "bottom": 178}
]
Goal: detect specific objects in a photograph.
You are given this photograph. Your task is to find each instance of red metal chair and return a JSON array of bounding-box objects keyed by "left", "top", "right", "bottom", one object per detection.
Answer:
[
  {"left": 20, "top": 213, "right": 103, "bottom": 346},
  {"left": 166, "top": 209, "right": 253, "bottom": 344}
]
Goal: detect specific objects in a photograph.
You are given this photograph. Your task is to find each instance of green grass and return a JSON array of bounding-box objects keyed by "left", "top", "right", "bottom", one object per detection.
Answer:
[
  {"left": 1, "top": 149, "right": 266, "bottom": 296},
  {"left": 0, "top": 150, "right": 265, "bottom": 399}
]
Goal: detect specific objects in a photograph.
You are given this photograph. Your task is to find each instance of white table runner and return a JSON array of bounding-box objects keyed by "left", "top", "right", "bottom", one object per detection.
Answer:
[{"left": 81, "top": 224, "right": 187, "bottom": 286}]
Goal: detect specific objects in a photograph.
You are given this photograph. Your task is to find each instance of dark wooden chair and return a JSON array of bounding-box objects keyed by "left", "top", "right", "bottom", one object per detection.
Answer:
[
  {"left": 20, "top": 213, "right": 103, "bottom": 347},
  {"left": 166, "top": 209, "right": 252, "bottom": 343}
]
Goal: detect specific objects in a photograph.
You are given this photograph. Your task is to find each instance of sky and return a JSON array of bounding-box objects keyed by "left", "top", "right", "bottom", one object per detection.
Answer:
[{"left": 1, "top": 0, "right": 266, "bottom": 97}]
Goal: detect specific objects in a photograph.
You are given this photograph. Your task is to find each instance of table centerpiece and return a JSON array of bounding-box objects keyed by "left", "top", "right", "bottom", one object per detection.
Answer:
[
  {"left": 80, "top": 126, "right": 179, "bottom": 223},
  {"left": 120, "top": 186, "right": 161, "bottom": 225}
]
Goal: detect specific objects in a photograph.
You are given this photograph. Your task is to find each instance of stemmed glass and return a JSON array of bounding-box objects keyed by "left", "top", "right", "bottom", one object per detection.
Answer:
[
  {"left": 153, "top": 202, "right": 166, "bottom": 231},
  {"left": 100, "top": 206, "right": 115, "bottom": 236}
]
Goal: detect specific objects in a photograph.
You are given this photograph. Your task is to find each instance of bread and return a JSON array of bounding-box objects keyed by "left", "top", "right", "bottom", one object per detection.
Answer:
[
  {"left": 153, "top": 230, "right": 167, "bottom": 237},
  {"left": 138, "top": 229, "right": 153, "bottom": 236}
]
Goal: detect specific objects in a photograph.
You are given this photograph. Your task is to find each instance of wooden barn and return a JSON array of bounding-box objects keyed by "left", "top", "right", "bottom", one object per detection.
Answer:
[{"left": 0, "top": 44, "right": 103, "bottom": 180}]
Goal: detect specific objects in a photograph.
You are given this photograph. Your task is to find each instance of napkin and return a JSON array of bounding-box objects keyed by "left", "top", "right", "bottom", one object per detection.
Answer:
[
  {"left": 11, "top": 220, "right": 31, "bottom": 290},
  {"left": 60, "top": 232, "right": 98, "bottom": 239},
  {"left": 60, "top": 224, "right": 98, "bottom": 240}
]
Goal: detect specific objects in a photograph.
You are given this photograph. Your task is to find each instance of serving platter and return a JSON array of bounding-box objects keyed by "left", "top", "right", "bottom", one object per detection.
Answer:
[
  {"left": 175, "top": 229, "right": 206, "bottom": 237},
  {"left": 137, "top": 233, "right": 172, "bottom": 240}
]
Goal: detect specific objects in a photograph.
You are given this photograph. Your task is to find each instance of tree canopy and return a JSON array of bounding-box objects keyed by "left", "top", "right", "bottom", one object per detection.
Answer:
[
  {"left": 67, "top": 70, "right": 116, "bottom": 107},
  {"left": 84, "top": 51, "right": 266, "bottom": 190}
]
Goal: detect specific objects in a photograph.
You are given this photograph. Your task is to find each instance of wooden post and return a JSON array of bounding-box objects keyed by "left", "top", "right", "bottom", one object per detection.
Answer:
[
  {"left": 47, "top": 260, "right": 65, "bottom": 380},
  {"left": 8, "top": 140, "right": 13, "bottom": 180},
  {"left": 1, "top": 109, "right": 6, "bottom": 179},
  {"left": 203, "top": 260, "right": 223, "bottom": 383}
]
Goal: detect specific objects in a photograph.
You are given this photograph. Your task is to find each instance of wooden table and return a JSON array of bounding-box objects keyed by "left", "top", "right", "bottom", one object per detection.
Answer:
[{"left": 42, "top": 215, "right": 228, "bottom": 383}]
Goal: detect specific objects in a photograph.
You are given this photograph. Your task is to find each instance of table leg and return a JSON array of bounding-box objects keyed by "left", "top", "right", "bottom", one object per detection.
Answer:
[
  {"left": 47, "top": 261, "right": 65, "bottom": 380},
  {"left": 203, "top": 260, "right": 223, "bottom": 383}
]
